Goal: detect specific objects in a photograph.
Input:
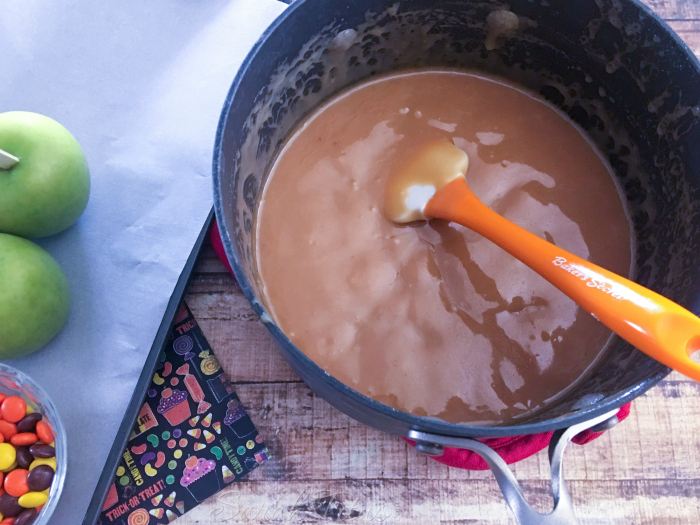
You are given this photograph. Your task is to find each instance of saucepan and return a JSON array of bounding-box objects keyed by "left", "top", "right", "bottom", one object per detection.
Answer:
[{"left": 213, "top": 0, "right": 700, "bottom": 522}]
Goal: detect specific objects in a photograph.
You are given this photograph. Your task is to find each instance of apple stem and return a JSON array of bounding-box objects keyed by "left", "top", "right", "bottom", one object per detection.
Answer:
[{"left": 0, "top": 149, "right": 19, "bottom": 170}]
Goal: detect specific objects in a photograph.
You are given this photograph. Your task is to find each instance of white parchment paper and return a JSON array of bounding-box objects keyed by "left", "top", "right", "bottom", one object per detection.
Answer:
[{"left": 0, "top": 0, "right": 287, "bottom": 521}]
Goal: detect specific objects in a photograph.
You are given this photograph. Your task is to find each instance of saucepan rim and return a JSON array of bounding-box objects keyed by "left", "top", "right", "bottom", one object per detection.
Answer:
[{"left": 212, "top": 0, "right": 690, "bottom": 438}]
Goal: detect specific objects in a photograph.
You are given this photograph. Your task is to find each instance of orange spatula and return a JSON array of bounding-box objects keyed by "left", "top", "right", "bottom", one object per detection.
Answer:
[{"left": 385, "top": 140, "right": 700, "bottom": 382}]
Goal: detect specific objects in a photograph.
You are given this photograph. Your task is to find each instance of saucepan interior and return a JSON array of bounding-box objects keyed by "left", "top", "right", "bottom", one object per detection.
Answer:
[{"left": 214, "top": 0, "right": 700, "bottom": 438}]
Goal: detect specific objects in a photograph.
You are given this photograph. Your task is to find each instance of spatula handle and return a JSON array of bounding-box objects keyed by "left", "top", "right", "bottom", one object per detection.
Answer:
[{"left": 426, "top": 178, "right": 700, "bottom": 382}]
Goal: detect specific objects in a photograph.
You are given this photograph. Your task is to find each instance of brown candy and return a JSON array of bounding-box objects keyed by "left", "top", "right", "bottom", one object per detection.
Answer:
[
  {"left": 28, "top": 443, "right": 54, "bottom": 459},
  {"left": 15, "top": 413, "right": 42, "bottom": 434},
  {"left": 0, "top": 492, "right": 22, "bottom": 517},
  {"left": 15, "top": 446, "right": 33, "bottom": 469},
  {"left": 14, "top": 508, "right": 38, "bottom": 525},
  {"left": 26, "top": 465, "right": 54, "bottom": 492}
]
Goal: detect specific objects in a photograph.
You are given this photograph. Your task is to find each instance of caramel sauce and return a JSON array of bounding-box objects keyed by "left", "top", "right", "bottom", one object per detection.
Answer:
[{"left": 254, "top": 71, "right": 631, "bottom": 424}]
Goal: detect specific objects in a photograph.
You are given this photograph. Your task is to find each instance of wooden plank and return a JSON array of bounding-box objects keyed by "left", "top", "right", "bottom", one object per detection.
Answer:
[
  {"left": 193, "top": 315, "right": 299, "bottom": 383},
  {"left": 176, "top": 368, "right": 700, "bottom": 521},
  {"left": 668, "top": 21, "right": 700, "bottom": 58},
  {"left": 190, "top": 382, "right": 700, "bottom": 483},
  {"left": 186, "top": 284, "right": 300, "bottom": 383},
  {"left": 178, "top": 478, "right": 700, "bottom": 525},
  {"left": 641, "top": 0, "right": 700, "bottom": 21}
]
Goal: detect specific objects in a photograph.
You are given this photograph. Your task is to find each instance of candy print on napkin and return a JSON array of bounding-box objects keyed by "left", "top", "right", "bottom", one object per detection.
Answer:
[{"left": 98, "top": 303, "right": 268, "bottom": 525}]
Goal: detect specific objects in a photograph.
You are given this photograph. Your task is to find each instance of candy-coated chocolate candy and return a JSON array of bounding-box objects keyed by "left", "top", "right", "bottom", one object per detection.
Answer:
[
  {"left": 17, "top": 492, "right": 46, "bottom": 509},
  {"left": 27, "top": 458, "right": 54, "bottom": 472},
  {"left": 3, "top": 470, "right": 28, "bottom": 498},
  {"left": 9, "top": 435, "right": 36, "bottom": 448},
  {"left": 0, "top": 446, "right": 16, "bottom": 471},
  {"left": 27, "top": 445, "right": 53, "bottom": 460},
  {"left": 0, "top": 425, "right": 15, "bottom": 444},
  {"left": 0, "top": 401, "right": 57, "bottom": 519},
  {"left": 14, "top": 508, "right": 37, "bottom": 525},
  {"left": 26, "top": 466, "right": 52, "bottom": 494},
  {"left": 0, "top": 399, "right": 26, "bottom": 425},
  {"left": 33, "top": 423, "right": 52, "bottom": 446},
  {"left": 15, "top": 415, "right": 40, "bottom": 435},
  {"left": 0, "top": 493, "right": 21, "bottom": 517},
  {"left": 13, "top": 450, "right": 31, "bottom": 472}
]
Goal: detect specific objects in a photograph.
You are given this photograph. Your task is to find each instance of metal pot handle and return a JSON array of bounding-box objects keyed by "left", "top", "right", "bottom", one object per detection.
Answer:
[{"left": 407, "top": 410, "right": 619, "bottom": 525}]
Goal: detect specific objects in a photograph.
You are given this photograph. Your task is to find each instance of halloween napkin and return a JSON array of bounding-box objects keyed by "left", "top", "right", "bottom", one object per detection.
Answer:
[{"left": 99, "top": 304, "right": 267, "bottom": 525}]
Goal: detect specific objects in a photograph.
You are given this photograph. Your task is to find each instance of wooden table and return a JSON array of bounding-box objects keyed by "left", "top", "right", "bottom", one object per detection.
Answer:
[{"left": 180, "top": 3, "right": 700, "bottom": 522}]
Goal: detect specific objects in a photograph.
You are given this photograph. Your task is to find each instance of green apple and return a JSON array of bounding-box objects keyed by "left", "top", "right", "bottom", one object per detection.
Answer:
[
  {"left": 0, "top": 233, "right": 70, "bottom": 359},
  {"left": 0, "top": 111, "right": 90, "bottom": 238}
]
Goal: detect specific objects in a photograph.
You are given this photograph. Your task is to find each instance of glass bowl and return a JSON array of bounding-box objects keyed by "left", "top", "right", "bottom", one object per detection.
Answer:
[{"left": 0, "top": 363, "right": 66, "bottom": 524}]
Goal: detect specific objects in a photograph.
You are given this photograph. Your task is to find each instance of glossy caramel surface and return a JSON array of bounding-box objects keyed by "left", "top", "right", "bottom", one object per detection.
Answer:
[{"left": 255, "top": 71, "right": 631, "bottom": 424}]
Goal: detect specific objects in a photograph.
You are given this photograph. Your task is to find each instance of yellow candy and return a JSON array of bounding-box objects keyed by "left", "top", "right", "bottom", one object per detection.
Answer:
[
  {"left": 18, "top": 491, "right": 48, "bottom": 508},
  {"left": 29, "top": 457, "right": 56, "bottom": 471},
  {"left": 1, "top": 461, "right": 17, "bottom": 473},
  {"left": 0, "top": 443, "right": 16, "bottom": 470},
  {"left": 25, "top": 405, "right": 35, "bottom": 414}
]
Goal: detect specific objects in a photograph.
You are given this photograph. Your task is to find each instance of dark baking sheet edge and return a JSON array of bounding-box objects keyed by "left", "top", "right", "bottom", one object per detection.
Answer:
[{"left": 83, "top": 208, "right": 214, "bottom": 525}]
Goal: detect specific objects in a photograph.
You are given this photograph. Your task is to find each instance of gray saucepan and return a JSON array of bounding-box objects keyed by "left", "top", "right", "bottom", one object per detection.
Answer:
[{"left": 213, "top": 1, "right": 700, "bottom": 522}]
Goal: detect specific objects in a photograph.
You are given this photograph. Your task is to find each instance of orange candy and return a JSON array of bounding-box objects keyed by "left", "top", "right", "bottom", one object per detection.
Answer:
[
  {"left": 35, "top": 422, "right": 53, "bottom": 445},
  {"left": 0, "top": 397, "right": 26, "bottom": 424},
  {"left": 0, "top": 422, "right": 16, "bottom": 442},
  {"left": 9, "top": 434, "right": 37, "bottom": 447},
  {"left": 0, "top": 394, "right": 6, "bottom": 405},
  {"left": 4, "top": 468, "right": 29, "bottom": 497}
]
